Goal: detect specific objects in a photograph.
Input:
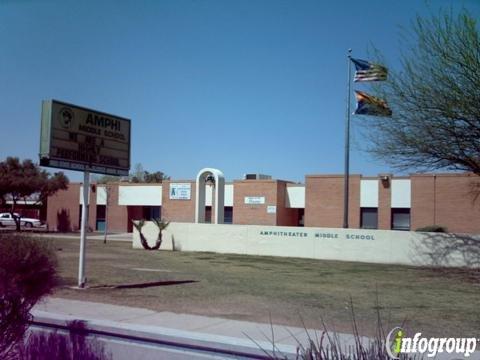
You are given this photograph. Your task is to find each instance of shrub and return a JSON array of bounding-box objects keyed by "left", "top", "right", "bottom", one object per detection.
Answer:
[
  {"left": 18, "top": 320, "right": 111, "bottom": 360},
  {"left": 415, "top": 225, "right": 448, "bottom": 233},
  {"left": 133, "top": 219, "right": 170, "bottom": 250},
  {"left": 0, "top": 233, "right": 57, "bottom": 360}
]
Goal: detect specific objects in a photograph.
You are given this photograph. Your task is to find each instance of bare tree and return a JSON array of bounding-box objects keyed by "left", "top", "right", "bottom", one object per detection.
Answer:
[{"left": 364, "top": 10, "right": 480, "bottom": 175}]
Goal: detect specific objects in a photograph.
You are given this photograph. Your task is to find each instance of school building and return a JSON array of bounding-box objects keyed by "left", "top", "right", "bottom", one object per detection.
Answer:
[{"left": 43, "top": 171, "right": 480, "bottom": 235}]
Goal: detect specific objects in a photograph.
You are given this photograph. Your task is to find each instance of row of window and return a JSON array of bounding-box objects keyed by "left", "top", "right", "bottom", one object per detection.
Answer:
[
  {"left": 360, "top": 207, "right": 411, "bottom": 231},
  {"left": 91, "top": 205, "right": 409, "bottom": 231}
]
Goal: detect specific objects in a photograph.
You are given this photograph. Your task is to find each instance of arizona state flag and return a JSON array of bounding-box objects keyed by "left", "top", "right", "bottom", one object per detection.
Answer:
[
  {"left": 354, "top": 90, "right": 392, "bottom": 117},
  {"left": 351, "top": 58, "right": 388, "bottom": 82}
]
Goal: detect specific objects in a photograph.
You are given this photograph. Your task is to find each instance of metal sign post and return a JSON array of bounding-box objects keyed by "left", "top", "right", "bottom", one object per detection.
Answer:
[{"left": 78, "top": 171, "right": 90, "bottom": 288}]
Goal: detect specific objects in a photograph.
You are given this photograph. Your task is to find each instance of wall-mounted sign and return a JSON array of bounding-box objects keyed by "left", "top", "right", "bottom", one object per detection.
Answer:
[
  {"left": 245, "top": 196, "right": 265, "bottom": 205},
  {"left": 39, "top": 100, "right": 131, "bottom": 176},
  {"left": 267, "top": 205, "right": 277, "bottom": 214},
  {"left": 170, "top": 183, "right": 191, "bottom": 200}
]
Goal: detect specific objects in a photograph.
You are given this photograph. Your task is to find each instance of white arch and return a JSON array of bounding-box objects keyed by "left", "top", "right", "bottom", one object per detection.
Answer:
[{"left": 195, "top": 168, "right": 225, "bottom": 224}]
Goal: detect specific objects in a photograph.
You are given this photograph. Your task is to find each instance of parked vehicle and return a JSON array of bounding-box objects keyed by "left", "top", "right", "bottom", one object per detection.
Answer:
[{"left": 0, "top": 212, "right": 43, "bottom": 228}]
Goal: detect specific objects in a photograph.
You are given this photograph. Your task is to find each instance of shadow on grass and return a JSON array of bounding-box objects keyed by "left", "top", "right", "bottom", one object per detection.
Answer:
[{"left": 89, "top": 280, "right": 199, "bottom": 289}]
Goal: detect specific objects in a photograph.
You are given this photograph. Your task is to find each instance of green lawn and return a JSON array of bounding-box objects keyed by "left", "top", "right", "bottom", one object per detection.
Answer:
[{"left": 46, "top": 237, "right": 479, "bottom": 337}]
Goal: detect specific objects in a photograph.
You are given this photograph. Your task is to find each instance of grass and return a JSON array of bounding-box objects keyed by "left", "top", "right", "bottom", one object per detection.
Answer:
[{"left": 46, "top": 237, "right": 479, "bottom": 338}]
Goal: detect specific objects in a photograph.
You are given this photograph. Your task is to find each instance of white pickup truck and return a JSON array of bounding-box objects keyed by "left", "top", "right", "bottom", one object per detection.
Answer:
[{"left": 0, "top": 213, "right": 43, "bottom": 228}]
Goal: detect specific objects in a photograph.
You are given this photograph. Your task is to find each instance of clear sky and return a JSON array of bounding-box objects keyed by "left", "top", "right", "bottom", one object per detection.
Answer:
[{"left": 1, "top": 0, "right": 479, "bottom": 182}]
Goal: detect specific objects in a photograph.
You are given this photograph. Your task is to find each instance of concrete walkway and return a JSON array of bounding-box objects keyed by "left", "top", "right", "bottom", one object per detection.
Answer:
[
  {"left": 31, "top": 298, "right": 355, "bottom": 359},
  {"left": 32, "top": 298, "right": 480, "bottom": 360}
]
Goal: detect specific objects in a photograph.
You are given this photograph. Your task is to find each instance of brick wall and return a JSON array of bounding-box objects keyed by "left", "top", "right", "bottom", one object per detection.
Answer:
[
  {"left": 233, "top": 180, "right": 278, "bottom": 225},
  {"left": 304, "top": 175, "right": 360, "bottom": 228},
  {"left": 276, "top": 181, "right": 299, "bottom": 226},
  {"left": 378, "top": 175, "right": 392, "bottom": 230},
  {"left": 162, "top": 180, "right": 196, "bottom": 223},
  {"left": 46, "top": 183, "right": 81, "bottom": 232},
  {"left": 411, "top": 174, "right": 480, "bottom": 233},
  {"left": 102, "top": 184, "right": 129, "bottom": 233}
]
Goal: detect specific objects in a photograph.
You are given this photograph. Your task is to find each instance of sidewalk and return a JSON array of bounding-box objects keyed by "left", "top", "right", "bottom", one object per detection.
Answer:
[
  {"left": 32, "top": 297, "right": 357, "bottom": 359},
  {"left": 32, "top": 298, "right": 479, "bottom": 359}
]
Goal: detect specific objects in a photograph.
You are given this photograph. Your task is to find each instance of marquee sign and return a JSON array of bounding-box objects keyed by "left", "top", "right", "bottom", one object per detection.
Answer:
[{"left": 39, "top": 100, "right": 131, "bottom": 175}]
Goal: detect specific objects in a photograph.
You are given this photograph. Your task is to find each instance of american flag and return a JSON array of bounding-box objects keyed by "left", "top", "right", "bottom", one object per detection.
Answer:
[{"left": 351, "top": 58, "right": 388, "bottom": 82}]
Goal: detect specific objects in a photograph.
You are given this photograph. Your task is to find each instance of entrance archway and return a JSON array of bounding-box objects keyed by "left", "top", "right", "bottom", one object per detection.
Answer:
[{"left": 195, "top": 168, "right": 225, "bottom": 224}]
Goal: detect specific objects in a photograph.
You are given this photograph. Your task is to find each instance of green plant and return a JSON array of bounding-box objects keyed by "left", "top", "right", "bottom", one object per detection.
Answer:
[
  {"left": 416, "top": 225, "right": 448, "bottom": 233},
  {"left": 132, "top": 219, "right": 169, "bottom": 250},
  {"left": 151, "top": 218, "right": 170, "bottom": 250},
  {"left": 0, "top": 233, "right": 57, "bottom": 360},
  {"left": 131, "top": 219, "right": 149, "bottom": 249}
]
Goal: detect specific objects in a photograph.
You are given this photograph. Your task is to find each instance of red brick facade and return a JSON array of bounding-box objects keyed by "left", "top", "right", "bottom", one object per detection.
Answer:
[
  {"left": 378, "top": 175, "right": 392, "bottom": 230},
  {"left": 44, "top": 172, "right": 480, "bottom": 234},
  {"left": 161, "top": 180, "right": 196, "bottom": 223},
  {"left": 411, "top": 174, "right": 480, "bottom": 233},
  {"left": 304, "top": 175, "right": 360, "bottom": 228},
  {"left": 232, "top": 180, "right": 298, "bottom": 226}
]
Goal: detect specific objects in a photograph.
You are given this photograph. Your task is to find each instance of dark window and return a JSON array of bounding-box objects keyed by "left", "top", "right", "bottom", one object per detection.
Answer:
[
  {"left": 150, "top": 206, "right": 161, "bottom": 220},
  {"left": 224, "top": 206, "right": 233, "bottom": 224},
  {"left": 298, "top": 209, "right": 305, "bottom": 227},
  {"left": 205, "top": 206, "right": 212, "bottom": 223},
  {"left": 143, "top": 206, "right": 161, "bottom": 220},
  {"left": 96, "top": 205, "right": 106, "bottom": 220},
  {"left": 392, "top": 208, "right": 410, "bottom": 231},
  {"left": 96, "top": 205, "right": 106, "bottom": 231},
  {"left": 361, "top": 208, "right": 378, "bottom": 229}
]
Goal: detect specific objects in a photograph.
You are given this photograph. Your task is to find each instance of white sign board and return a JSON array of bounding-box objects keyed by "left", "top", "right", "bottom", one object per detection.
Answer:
[
  {"left": 39, "top": 100, "right": 131, "bottom": 176},
  {"left": 244, "top": 196, "right": 265, "bottom": 204},
  {"left": 170, "top": 183, "right": 191, "bottom": 200},
  {"left": 267, "top": 205, "right": 277, "bottom": 214}
]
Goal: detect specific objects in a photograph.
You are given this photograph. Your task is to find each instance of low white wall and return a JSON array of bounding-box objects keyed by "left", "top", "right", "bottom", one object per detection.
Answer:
[{"left": 132, "top": 223, "right": 479, "bottom": 268}]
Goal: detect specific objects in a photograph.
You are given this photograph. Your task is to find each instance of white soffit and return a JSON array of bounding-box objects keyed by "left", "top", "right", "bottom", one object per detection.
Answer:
[
  {"left": 360, "top": 180, "right": 379, "bottom": 208},
  {"left": 286, "top": 186, "right": 305, "bottom": 208},
  {"left": 391, "top": 179, "right": 411, "bottom": 208},
  {"left": 119, "top": 186, "right": 162, "bottom": 206}
]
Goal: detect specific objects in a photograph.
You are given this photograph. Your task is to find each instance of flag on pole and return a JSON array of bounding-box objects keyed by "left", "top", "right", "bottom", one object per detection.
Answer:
[
  {"left": 351, "top": 58, "right": 387, "bottom": 82},
  {"left": 354, "top": 90, "right": 392, "bottom": 116}
]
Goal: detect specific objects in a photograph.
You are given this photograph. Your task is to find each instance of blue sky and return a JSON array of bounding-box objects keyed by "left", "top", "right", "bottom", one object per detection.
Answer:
[{"left": 1, "top": 0, "right": 479, "bottom": 182}]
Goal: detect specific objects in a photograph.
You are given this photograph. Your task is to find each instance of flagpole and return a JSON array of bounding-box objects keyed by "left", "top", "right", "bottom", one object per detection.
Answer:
[{"left": 343, "top": 49, "right": 352, "bottom": 229}]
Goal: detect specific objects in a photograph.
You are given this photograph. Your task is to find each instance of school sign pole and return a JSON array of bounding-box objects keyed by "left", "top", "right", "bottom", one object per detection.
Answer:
[{"left": 39, "top": 100, "right": 131, "bottom": 288}]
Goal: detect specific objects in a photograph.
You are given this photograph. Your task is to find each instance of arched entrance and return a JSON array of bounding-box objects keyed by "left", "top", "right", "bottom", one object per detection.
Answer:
[{"left": 195, "top": 168, "right": 225, "bottom": 224}]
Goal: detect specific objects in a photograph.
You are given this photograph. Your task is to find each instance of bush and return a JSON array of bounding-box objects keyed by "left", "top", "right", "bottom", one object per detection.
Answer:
[
  {"left": 0, "top": 233, "right": 57, "bottom": 360},
  {"left": 18, "top": 320, "right": 111, "bottom": 360},
  {"left": 415, "top": 225, "right": 448, "bottom": 233}
]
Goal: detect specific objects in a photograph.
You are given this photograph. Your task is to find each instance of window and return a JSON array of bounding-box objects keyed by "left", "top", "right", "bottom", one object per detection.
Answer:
[
  {"left": 143, "top": 206, "right": 161, "bottom": 220},
  {"left": 224, "top": 207, "right": 233, "bottom": 224},
  {"left": 205, "top": 206, "right": 212, "bottom": 223},
  {"left": 96, "top": 205, "right": 106, "bottom": 231},
  {"left": 361, "top": 208, "right": 378, "bottom": 229},
  {"left": 392, "top": 208, "right": 410, "bottom": 231}
]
